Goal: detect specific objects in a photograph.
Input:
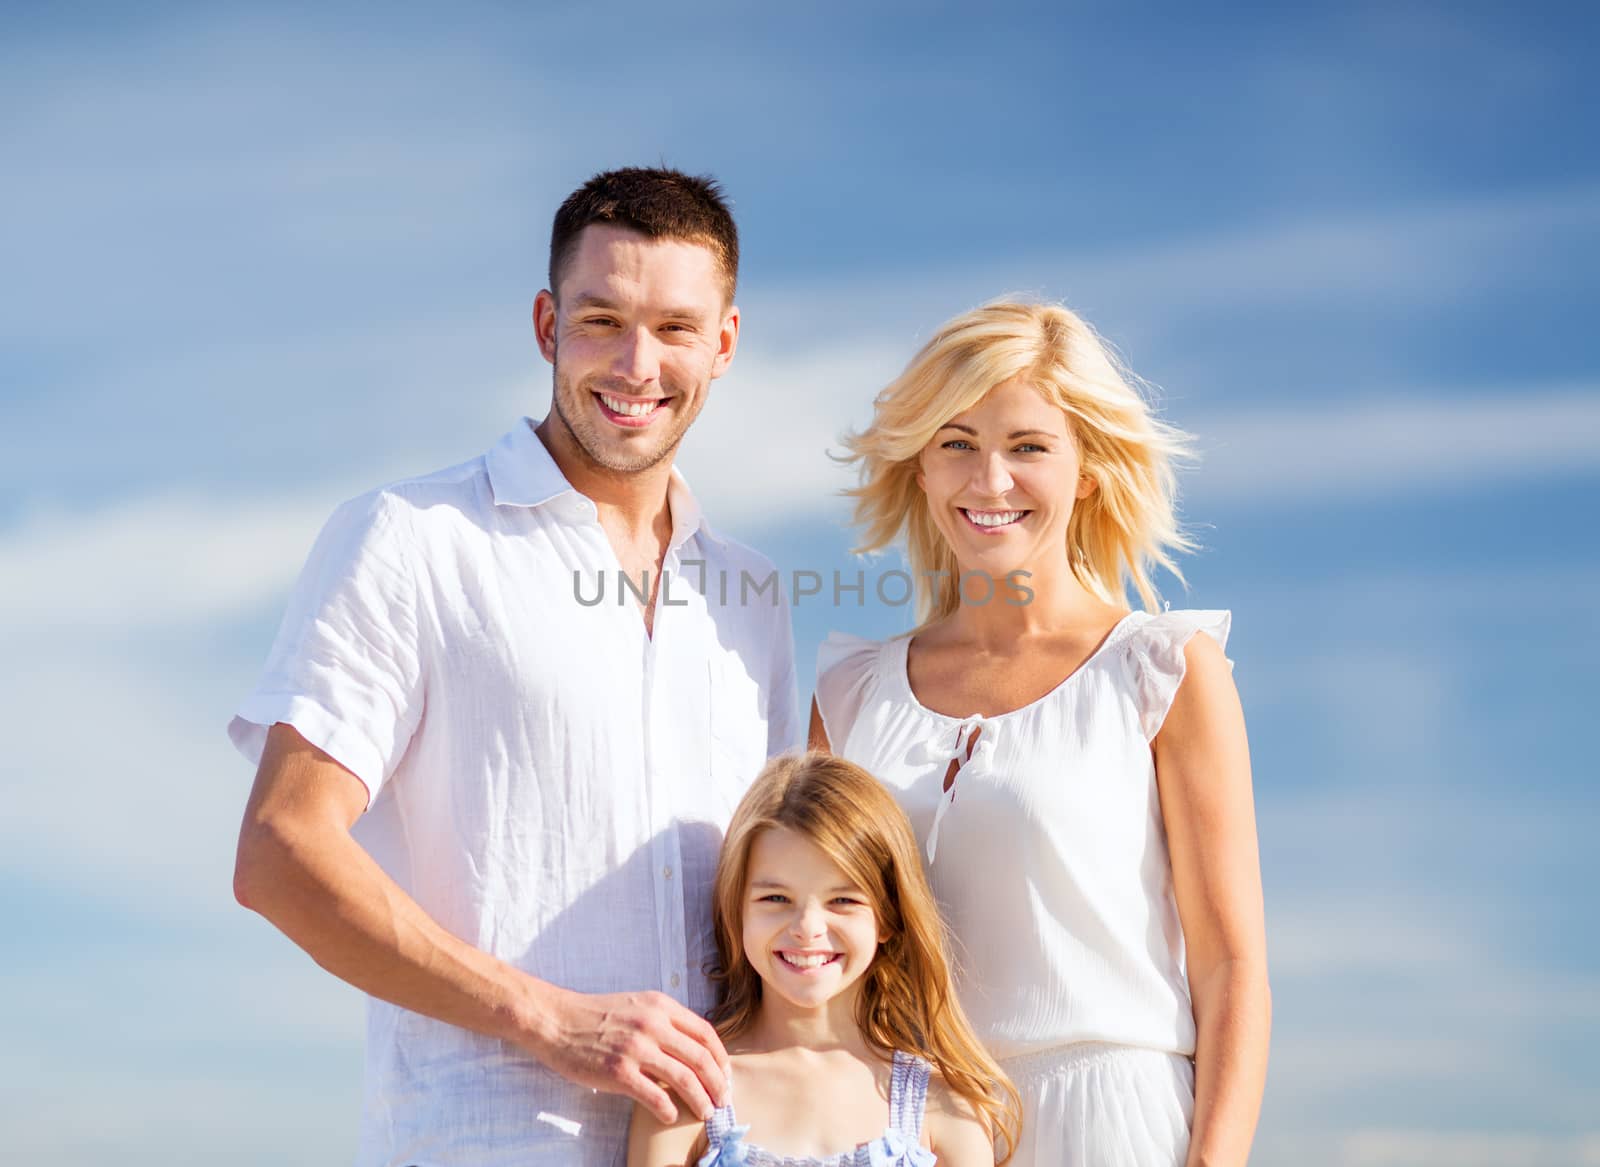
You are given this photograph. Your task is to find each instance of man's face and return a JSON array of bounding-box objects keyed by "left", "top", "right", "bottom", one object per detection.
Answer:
[{"left": 534, "top": 224, "right": 739, "bottom": 476}]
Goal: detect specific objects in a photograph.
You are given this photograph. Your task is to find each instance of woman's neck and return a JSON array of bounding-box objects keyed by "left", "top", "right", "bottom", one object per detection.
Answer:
[{"left": 939, "top": 552, "right": 1121, "bottom": 648}]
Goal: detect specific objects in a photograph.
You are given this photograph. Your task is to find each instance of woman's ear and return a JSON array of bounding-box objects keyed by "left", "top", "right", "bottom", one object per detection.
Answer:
[{"left": 1076, "top": 473, "right": 1097, "bottom": 500}]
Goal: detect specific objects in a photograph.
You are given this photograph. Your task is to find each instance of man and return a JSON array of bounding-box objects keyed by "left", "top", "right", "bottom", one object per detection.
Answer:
[{"left": 230, "top": 167, "right": 799, "bottom": 1165}]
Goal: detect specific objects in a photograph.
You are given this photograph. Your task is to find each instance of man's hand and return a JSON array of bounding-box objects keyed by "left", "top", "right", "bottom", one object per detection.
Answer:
[
  {"left": 236, "top": 725, "right": 730, "bottom": 1125},
  {"left": 525, "top": 986, "right": 730, "bottom": 1124}
]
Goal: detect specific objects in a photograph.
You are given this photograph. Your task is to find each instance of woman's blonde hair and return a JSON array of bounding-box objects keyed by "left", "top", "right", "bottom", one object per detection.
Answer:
[
  {"left": 708, "top": 752, "right": 1022, "bottom": 1161},
  {"left": 842, "top": 298, "right": 1196, "bottom": 621}
]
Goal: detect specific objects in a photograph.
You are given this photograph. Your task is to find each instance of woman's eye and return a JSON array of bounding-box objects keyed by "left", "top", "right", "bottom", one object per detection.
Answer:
[
  {"left": 1015, "top": 443, "right": 1046, "bottom": 453},
  {"left": 941, "top": 439, "right": 974, "bottom": 451}
]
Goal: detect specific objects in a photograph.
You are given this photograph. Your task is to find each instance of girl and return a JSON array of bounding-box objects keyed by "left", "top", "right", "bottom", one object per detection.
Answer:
[
  {"left": 627, "top": 752, "right": 1022, "bottom": 1167},
  {"left": 810, "top": 300, "right": 1271, "bottom": 1166}
]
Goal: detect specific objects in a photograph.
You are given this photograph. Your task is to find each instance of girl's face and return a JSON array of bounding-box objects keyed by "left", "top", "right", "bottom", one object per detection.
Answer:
[
  {"left": 741, "top": 826, "right": 884, "bottom": 1016},
  {"left": 917, "top": 374, "right": 1095, "bottom": 580}
]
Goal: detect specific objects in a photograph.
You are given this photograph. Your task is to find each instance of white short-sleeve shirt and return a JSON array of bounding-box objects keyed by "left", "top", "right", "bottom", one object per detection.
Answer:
[{"left": 229, "top": 418, "right": 800, "bottom": 1166}]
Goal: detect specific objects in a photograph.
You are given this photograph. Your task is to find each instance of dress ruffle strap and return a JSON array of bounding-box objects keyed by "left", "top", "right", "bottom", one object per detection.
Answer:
[
  {"left": 1123, "top": 609, "right": 1233, "bottom": 741},
  {"left": 887, "top": 1050, "right": 932, "bottom": 1140},
  {"left": 815, "top": 632, "right": 885, "bottom": 752}
]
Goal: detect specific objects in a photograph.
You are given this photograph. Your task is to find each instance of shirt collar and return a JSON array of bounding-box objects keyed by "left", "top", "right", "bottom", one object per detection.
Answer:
[
  {"left": 486, "top": 417, "right": 724, "bottom": 549},
  {"left": 486, "top": 418, "right": 576, "bottom": 509}
]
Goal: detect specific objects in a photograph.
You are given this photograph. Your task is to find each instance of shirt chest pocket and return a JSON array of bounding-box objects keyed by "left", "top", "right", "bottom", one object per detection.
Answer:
[{"left": 708, "top": 655, "right": 770, "bottom": 804}]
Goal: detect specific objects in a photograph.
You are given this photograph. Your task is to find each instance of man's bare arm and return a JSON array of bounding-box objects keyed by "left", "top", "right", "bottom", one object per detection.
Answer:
[{"left": 232, "top": 722, "right": 728, "bottom": 1123}]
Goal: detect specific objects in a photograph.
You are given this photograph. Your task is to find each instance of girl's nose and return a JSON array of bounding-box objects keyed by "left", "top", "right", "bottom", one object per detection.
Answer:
[{"left": 789, "top": 901, "right": 827, "bottom": 939}]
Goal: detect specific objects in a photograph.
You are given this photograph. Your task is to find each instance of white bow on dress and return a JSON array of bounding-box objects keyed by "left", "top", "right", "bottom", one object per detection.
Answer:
[{"left": 906, "top": 715, "right": 997, "bottom": 864}]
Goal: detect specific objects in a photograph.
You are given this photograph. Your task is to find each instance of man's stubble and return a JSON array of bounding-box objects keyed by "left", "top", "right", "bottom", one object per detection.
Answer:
[{"left": 548, "top": 356, "right": 708, "bottom": 478}]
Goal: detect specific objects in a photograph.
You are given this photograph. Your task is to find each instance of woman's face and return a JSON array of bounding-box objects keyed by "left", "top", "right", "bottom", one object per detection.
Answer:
[{"left": 916, "top": 375, "right": 1094, "bottom": 581}]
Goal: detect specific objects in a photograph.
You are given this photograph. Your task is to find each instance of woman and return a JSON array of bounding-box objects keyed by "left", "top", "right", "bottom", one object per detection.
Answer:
[{"left": 809, "top": 300, "right": 1270, "bottom": 1166}]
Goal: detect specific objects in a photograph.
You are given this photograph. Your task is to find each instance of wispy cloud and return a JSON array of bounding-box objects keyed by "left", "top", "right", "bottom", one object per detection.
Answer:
[
  {"left": 1340, "top": 1130, "right": 1600, "bottom": 1167},
  {"left": 740, "top": 179, "right": 1600, "bottom": 349},
  {"left": 4, "top": 375, "right": 1593, "bottom": 636},
  {"left": 1187, "top": 386, "right": 1600, "bottom": 506},
  {"left": 0, "top": 491, "right": 341, "bottom": 628}
]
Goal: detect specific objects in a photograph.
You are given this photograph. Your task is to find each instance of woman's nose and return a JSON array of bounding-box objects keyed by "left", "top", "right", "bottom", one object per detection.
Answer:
[{"left": 973, "top": 452, "right": 1015, "bottom": 497}]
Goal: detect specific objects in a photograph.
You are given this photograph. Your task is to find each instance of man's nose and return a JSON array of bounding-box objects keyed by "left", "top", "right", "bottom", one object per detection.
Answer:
[{"left": 611, "top": 326, "right": 661, "bottom": 386}]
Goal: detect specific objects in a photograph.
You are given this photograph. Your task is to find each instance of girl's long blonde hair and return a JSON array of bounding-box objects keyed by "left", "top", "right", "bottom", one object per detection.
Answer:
[
  {"left": 842, "top": 298, "right": 1196, "bottom": 622},
  {"left": 708, "top": 752, "right": 1022, "bottom": 1162}
]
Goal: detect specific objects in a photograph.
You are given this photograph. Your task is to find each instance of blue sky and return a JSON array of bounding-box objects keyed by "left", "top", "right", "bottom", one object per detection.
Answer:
[{"left": 3, "top": 3, "right": 1597, "bottom": 1164}]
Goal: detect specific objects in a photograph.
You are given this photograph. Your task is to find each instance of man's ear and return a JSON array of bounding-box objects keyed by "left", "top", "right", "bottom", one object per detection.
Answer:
[
  {"left": 710, "top": 304, "right": 740, "bottom": 378},
  {"left": 533, "top": 290, "right": 558, "bottom": 364}
]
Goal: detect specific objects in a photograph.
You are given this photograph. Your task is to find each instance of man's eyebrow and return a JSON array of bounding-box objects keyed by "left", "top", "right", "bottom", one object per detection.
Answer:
[
  {"left": 567, "top": 292, "right": 620, "bottom": 310},
  {"left": 566, "top": 292, "right": 706, "bottom": 322}
]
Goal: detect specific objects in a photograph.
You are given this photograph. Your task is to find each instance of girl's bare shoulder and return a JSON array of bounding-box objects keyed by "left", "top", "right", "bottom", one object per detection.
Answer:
[
  {"left": 922, "top": 1070, "right": 996, "bottom": 1167},
  {"left": 626, "top": 1101, "right": 706, "bottom": 1167}
]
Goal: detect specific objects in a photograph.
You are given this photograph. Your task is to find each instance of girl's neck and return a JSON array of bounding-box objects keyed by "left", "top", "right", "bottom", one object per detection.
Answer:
[{"left": 745, "top": 992, "right": 873, "bottom": 1058}]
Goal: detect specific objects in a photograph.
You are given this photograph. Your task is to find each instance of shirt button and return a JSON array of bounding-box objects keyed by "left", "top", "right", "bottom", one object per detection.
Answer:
[
  {"left": 670, "top": 973, "right": 681, "bottom": 988},
  {"left": 663, "top": 865, "right": 673, "bottom": 879}
]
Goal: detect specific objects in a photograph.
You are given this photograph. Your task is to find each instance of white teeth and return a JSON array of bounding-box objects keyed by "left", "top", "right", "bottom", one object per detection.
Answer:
[
  {"left": 600, "top": 394, "right": 661, "bottom": 417},
  {"left": 966, "top": 509, "right": 1025, "bottom": 527},
  {"left": 779, "top": 952, "right": 835, "bottom": 969}
]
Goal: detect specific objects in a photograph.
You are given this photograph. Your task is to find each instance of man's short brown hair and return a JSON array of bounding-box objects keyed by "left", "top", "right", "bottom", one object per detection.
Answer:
[{"left": 549, "top": 167, "right": 739, "bottom": 302}]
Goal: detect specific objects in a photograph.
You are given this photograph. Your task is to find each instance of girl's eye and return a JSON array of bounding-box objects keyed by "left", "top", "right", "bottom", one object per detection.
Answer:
[
  {"left": 831, "top": 896, "right": 867, "bottom": 907},
  {"left": 757, "top": 893, "right": 789, "bottom": 904}
]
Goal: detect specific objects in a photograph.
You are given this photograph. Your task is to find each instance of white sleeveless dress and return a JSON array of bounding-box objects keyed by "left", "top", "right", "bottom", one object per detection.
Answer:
[{"left": 814, "top": 609, "right": 1232, "bottom": 1167}]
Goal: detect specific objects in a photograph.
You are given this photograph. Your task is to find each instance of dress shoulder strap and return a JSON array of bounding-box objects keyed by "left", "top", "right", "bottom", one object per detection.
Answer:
[{"left": 887, "top": 1050, "right": 932, "bottom": 1140}]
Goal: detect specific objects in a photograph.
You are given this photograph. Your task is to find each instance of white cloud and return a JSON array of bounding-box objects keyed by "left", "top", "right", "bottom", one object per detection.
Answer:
[
  {"left": 2, "top": 378, "right": 1594, "bottom": 635},
  {"left": 1186, "top": 386, "right": 1600, "bottom": 506},
  {"left": 740, "top": 180, "right": 1600, "bottom": 344},
  {"left": 0, "top": 490, "right": 341, "bottom": 628},
  {"left": 679, "top": 375, "right": 1600, "bottom": 526},
  {"left": 1251, "top": 1129, "right": 1600, "bottom": 1167},
  {"left": 674, "top": 339, "right": 903, "bottom": 530},
  {"left": 1341, "top": 1130, "right": 1600, "bottom": 1167}
]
